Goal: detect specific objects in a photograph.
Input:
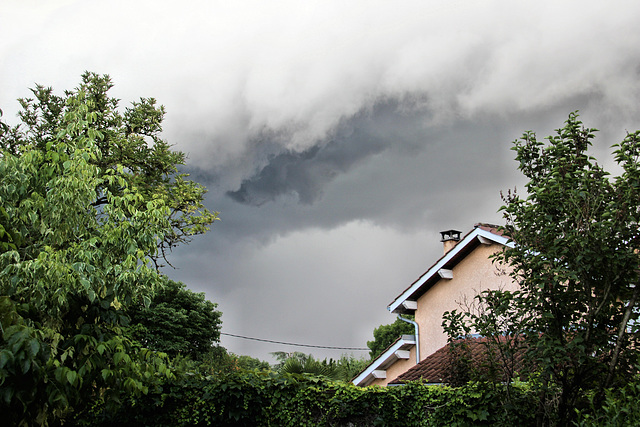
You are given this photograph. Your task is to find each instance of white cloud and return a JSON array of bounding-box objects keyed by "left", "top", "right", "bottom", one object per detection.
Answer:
[{"left": 7, "top": 0, "right": 640, "bottom": 169}]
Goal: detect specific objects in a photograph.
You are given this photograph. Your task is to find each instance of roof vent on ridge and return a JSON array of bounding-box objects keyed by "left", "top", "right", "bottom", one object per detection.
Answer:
[{"left": 440, "top": 229, "right": 461, "bottom": 254}]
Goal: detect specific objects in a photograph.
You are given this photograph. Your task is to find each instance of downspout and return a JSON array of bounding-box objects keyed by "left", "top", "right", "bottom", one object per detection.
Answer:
[{"left": 397, "top": 314, "right": 420, "bottom": 364}]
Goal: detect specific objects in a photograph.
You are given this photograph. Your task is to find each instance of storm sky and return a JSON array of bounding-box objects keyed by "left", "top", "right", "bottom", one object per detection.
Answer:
[{"left": 3, "top": 0, "right": 640, "bottom": 362}]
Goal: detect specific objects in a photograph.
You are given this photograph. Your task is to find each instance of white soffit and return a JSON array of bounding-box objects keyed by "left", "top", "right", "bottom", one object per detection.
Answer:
[
  {"left": 437, "top": 269, "right": 453, "bottom": 279},
  {"left": 372, "top": 370, "right": 387, "bottom": 379},
  {"left": 394, "top": 350, "right": 411, "bottom": 359},
  {"left": 478, "top": 235, "right": 492, "bottom": 245},
  {"left": 402, "top": 300, "right": 418, "bottom": 310}
]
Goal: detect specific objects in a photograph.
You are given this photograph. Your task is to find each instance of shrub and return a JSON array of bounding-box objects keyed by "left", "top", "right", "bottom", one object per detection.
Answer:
[{"left": 76, "top": 371, "right": 537, "bottom": 426}]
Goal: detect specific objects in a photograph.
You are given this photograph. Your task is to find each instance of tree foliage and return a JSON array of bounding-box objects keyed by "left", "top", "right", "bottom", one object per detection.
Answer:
[
  {"left": 278, "top": 356, "right": 344, "bottom": 381},
  {"left": 0, "top": 72, "right": 218, "bottom": 268},
  {"left": 127, "top": 279, "right": 222, "bottom": 361},
  {"left": 325, "top": 354, "right": 371, "bottom": 382},
  {"left": 232, "top": 353, "right": 272, "bottom": 371},
  {"left": 367, "top": 316, "right": 415, "bottom": 359},
  {"left": 272, "top": 352, "right": 369, "bottom": 382},
  {"left": 444, "top": 112, "right": 640, "bottom": 425},
  {"left": 195, "top": 346, "right": 272, "bottom": 375},
  {"left": 0, "top": 73, "right": 217, "bottom": 425}
]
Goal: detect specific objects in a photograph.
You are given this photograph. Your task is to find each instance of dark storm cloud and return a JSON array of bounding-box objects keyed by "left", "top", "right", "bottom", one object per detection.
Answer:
[
  {"left": 227, "top": 145, "right": 325, "bottom": 206},
  {"left": 227, "top": 98, "right": 426, "bottom": 206}
]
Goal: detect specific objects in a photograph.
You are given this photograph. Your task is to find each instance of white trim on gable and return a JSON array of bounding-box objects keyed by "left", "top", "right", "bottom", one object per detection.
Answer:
[
  {"left": 387, "top": 227, "right": 513, "bottom": 314},
  {"left": 352, "top": 335, "right": 416, "bottom": 386}
]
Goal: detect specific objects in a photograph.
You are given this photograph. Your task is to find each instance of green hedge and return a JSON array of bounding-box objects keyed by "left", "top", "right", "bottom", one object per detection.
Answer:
[
  {"left": 76, "top": 371, "right": 537, "bottom": 426},
  {"left": 575, "top": 379, "right": 640, "bottom": 427}
]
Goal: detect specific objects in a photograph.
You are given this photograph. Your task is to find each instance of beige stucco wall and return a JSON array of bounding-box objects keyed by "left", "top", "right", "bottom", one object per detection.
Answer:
[
  {"left": 369, "top": 346, "right": 417, "bottom": 386},
  {"left": 415, "top": 243, "right": 517, "bottom": 361}
]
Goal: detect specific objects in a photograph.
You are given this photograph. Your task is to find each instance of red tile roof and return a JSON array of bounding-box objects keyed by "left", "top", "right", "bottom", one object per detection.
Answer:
[{"left": 389, "top": 335, "right": 528, "bottom": 385}]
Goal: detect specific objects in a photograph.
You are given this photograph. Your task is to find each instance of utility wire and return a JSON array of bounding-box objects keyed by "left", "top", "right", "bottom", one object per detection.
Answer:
[{"left": 220, "top": 332, "right": 369, "bottom": 351}]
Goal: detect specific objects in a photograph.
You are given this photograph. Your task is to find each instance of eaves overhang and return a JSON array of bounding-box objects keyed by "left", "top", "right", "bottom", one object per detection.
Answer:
[
  {"left": 387, "top": 227, "right": 513, "bottom": 314},
  {"left": 352, "top": 335, "right": 416, "bottom": 387}
]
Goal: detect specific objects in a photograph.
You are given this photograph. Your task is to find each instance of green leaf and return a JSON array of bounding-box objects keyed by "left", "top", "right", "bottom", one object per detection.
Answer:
[
  {"left": 28, "top": 339, "right": 40, "bottom": 357},
  {"left": 21, "top": 358, "right": 31, "bottom": 374},
  {"left": 0, "top": 350, "right": 13, "bottom": 369},
  {"left": 66, "top": 370, "right": 77, "bottom": 386},
  {"left": 114, "top": 352, "right": 124, "bottom": 365}
]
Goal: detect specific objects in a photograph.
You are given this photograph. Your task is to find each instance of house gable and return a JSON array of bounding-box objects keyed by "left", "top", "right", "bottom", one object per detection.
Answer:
[
  {"left": 415, "top": 240, "right": 515, "bottom": 358},
  {"left": 387, "top": 225, "right": 512, "bottom": 314}
]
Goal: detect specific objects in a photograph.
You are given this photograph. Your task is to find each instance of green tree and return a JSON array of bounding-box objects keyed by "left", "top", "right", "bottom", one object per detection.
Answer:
[
  {"left": 445, "top": 112, "right": 640, "bottom": 425},
  {"left": 271, "top": 351, "right": 310, "bottom": 370},
  {"left": 322, "top": 354, "right": 370, "bottom": 382},
  {"left": 198, "top": 347, "right": 271, "bottom": 374},
  {"left": 233, "top": 353, "right": 271, "bottom": 371},
  {"left": 271, "top": 352, "right": 369, "bottom": 382},
  {"left": 367, "top": 317, "right": 415, "bottom": 359},
  {"left": 1, "top": 72, "right": 218, "bottom": 268},
  {"left": 272, "top": 352, "right": 341, "bottom": 381},
  {"left": 127, "top": 279, "right": 222, "bottom": 361},
  {"left": 0, "top": 73, "right": 217, "bottom": 425},
  {"left": 278, "top": 356, "right": 343, "bottom": 380}
]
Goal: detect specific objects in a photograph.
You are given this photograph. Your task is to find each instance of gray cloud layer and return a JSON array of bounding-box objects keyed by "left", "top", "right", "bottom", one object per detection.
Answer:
[
  {"left": 3, "top": 0, "right": 640, "bottom": 361},
  {"left": 226, "top": 97, "right": 426, "bottom": 206}
]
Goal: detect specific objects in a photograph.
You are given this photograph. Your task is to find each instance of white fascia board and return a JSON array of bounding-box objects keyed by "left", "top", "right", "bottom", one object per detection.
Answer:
[
  {"left": 352, "top": 335, "right": 416, "bottom": 386},
  {"left": 388, "top": 228, "right": 512, "bottom": 313}
]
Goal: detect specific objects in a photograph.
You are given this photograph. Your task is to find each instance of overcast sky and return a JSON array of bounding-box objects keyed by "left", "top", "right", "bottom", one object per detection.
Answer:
[{"left": 3, "top": 0, "right": 640, "bottom": 363}]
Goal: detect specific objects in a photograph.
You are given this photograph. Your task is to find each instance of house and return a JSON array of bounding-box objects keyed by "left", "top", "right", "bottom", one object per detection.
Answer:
[{"left": 353, "top": 224, "right": 517, "bottom": 386}]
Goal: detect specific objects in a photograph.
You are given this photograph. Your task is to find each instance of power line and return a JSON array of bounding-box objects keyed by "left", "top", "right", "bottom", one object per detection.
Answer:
[{"left": 220, "top": 332, "right": 369, "bottom": 351}]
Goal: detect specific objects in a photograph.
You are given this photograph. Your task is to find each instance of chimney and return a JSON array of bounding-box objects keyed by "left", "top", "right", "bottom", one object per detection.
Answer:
[{"left": 440, "top": 229, "right": 461, "bottom": 254}]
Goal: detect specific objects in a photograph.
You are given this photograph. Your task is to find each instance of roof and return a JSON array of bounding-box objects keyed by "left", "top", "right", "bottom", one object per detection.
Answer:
[
  {"left": 388, "top": 335, "right": 528, "bottom": 385},
  {"left": 387, "top": 224, "right": 512, "bottom": 314},
  {"left": 352, "top": 334, "right": 416, "bottom": 386}
]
